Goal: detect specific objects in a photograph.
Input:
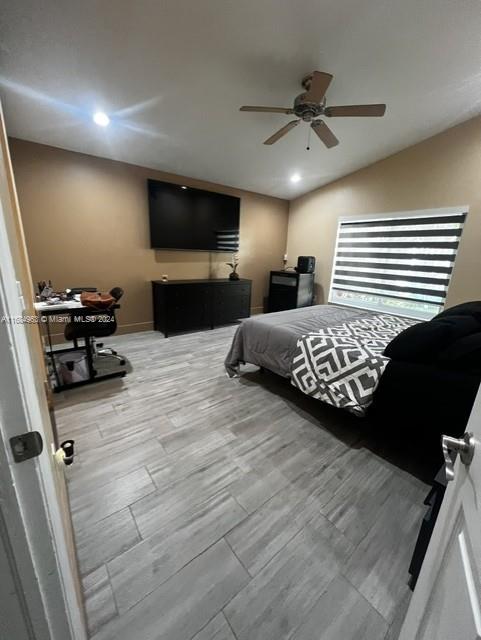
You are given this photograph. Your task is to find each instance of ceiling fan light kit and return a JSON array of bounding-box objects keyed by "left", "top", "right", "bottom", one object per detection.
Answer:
[{"left": 240, "top": 70, "right": 386, "bottom": 149}]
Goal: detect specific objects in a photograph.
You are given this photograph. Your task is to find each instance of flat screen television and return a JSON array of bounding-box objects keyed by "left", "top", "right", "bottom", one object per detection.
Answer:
[{"left": 148, "top": 179, "right": 240, "bottom": 251}]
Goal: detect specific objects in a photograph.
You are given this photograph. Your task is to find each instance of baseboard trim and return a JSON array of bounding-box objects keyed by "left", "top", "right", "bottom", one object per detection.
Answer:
[
  {"left": 116, "top": 321, "right": 153, "bottom": 334},
  {"left": 39, "top": 311, "right": 266, "bottom": 345},
  {"left": 44, "top": 321, "right": 154, "bottom": 344}
]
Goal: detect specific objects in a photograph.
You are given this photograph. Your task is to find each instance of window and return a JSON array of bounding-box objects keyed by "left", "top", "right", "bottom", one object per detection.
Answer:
[{"left": 329, "top": 207, "right": 468, "bottom": 320}]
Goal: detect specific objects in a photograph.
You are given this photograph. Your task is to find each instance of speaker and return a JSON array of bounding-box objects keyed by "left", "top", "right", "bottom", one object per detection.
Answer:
[{"left": 296, "top": 256, "right": 316, "bottom": 274}]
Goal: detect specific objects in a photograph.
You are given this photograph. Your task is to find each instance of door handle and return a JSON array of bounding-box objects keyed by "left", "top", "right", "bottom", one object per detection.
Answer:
[{"left": 441, "top": 432, "right": 475, "bottom": 482}]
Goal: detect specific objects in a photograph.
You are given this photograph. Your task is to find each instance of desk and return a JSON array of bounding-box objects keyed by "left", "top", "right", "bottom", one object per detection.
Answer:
[
  {"left": 35, "top": 300, "right": 84, "bottom": 312},
  {"left": 35, "top": 300, "right": 125, "bottom": 392}
]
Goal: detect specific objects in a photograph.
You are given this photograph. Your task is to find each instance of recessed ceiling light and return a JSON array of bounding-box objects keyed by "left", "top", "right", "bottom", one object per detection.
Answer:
[
  {"left": 181, "top": 185, "right": 188, "bottom": 190},
  {"left": 93, "top": 111, "right": 110, "bottom": 127},
  {"left": 290, "top": 173, "right": 301, "bottom": 183}
]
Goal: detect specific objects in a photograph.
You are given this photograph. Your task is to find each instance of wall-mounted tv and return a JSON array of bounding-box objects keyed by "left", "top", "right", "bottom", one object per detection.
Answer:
[{"left": 148, "top": 179, "right": 240, "bottom": 252}]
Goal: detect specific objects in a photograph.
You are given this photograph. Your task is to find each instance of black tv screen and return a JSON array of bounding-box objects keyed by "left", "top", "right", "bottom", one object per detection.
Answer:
[{"left": 148, "top": 179, "right": 240, "bottom": 251}]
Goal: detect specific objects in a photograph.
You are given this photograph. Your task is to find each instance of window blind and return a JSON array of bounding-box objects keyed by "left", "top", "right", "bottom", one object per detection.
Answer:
[
  {"left": 329, "top": 208, "right": 467, "bottom": 320},
  {"left": 215, "top": 229, "right": 240, "bottom": 252}
]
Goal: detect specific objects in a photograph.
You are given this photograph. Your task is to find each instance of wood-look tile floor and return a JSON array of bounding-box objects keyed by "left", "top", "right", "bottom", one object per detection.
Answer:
[{"left": 55, "top": 327, "right": 433, "bottom": 640}]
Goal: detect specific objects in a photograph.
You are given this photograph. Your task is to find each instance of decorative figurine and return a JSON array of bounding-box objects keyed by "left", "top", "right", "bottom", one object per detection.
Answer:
[{"left": 226, "top": 254, "right": 240, "bottom": 281}]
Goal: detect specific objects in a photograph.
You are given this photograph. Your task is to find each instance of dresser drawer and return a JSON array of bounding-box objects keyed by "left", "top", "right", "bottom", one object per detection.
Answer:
[
  {"left": 213, "top": 283, "right": 251, "bottom": 300},
  {"left": 152, "top": 279, "right": 251, "bottom": 336},
  {"left": 168, "top": 284, "right": 208, "bottom": 303}
]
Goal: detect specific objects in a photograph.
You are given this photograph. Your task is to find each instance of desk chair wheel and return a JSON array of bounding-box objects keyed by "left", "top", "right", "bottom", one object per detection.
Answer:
[
  {"left": 96, "top": 342, "right": 117, "bottom": 356},
  {"left": 96, "top": 346, "right": 126, "bottom": 367},
  {"left": 98, "top": 346, "right": 119, "bottom": 356}
]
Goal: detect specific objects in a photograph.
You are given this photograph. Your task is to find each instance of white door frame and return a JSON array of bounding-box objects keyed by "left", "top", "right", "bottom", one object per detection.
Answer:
[
  {"left": 399, "top": 384, "right": 481, "bottom": 639},
  {"left": 0, "top": 105, "right": 87, "bottom": 639}
]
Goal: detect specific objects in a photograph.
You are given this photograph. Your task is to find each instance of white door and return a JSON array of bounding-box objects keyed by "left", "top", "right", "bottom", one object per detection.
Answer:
[
  {"left": 0, "top": 103, "right": 87, "bottom": 639},
  {"left": 399, "top": 385, "right": 481, "bottom": 639}
]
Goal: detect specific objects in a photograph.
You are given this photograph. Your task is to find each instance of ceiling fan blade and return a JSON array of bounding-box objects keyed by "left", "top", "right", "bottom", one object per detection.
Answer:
[
  {"left": 324, "top": 104, "right": 386, "bottom": 117},
  {"left": 304, "top": 71, "right": 333, "bottom": 103},
  {"left": 263, "top": 120, "right": 299, "bottom": 145},
  {"left": 240, "top": 106, "right": 294, "bottom": 114},
  {"left": 311, "top": 120, "right": 339, "bottom": 148}
]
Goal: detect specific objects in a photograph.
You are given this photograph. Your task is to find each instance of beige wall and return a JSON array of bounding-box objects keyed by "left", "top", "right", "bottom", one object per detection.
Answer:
[
  {"left": 288, "top": 116, "right": 481, "bottom": 308},
  {"left": 11, "top": 115, "right": 481, "bottom": 337},
  {"left": 9, "top": 139, "right": 289, "bottom": 335}
]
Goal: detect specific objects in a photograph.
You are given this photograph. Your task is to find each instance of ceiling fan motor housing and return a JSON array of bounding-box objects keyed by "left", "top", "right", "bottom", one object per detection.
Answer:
[{"left": 294, "top": 93, "right": 323, "bottom": 122}]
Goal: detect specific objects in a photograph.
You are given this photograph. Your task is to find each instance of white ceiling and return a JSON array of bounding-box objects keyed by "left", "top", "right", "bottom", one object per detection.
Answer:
[{"left": 1, "top": 0, "right": 481, "bottom": 199}]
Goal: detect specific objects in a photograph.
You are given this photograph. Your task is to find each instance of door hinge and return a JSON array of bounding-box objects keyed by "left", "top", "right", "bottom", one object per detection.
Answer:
[{"left": 10, "top": 431, "right": 44, "bottom": 463}]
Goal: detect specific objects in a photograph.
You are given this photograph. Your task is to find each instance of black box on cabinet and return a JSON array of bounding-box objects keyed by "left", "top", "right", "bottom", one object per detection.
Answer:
[{"left": 296, "top": 256, "right": 316, "bottom": 274}]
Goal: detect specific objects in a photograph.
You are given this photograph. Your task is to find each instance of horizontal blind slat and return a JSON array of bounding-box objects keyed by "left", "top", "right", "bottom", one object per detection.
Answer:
[
  {"left": 332, "top": 277, "right": 445, "bottom": 298},
  {"left": 340, "top": 213, "right": 466, "bottom": 228},
  {"left": 334, "top": 269, "right": 451, "bottom": 285},
  {"left": 336, "top": 262, "right": 453, "bottom": 275},
  {"left": 336, "top": 256, "right": 454, "bottom": 268},
  {"left": 338, "top": 240, "right": 460, "bottom": 249},
  {"left": 337, "top": 247, "right": 457, "bottom": 256},
  {"left": 332, "top": 284, "right": 444, "bottom": 304},
  {"left": 339, "top": 228, "right": 462, "bottom": 239}
]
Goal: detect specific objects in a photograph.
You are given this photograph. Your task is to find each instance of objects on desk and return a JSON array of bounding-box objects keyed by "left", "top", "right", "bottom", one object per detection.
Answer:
[
  {"left": 80, "top": 291, "right": 116, "bottom": 309},
  {"left": 37, "top": 280, "right": 72, "bottom": 304},
  {"left": 38, "top": 280, "right": 54, "bottom": 301},
  {"left": 66, "top": 287, "right": 98, "bottom": 297}
]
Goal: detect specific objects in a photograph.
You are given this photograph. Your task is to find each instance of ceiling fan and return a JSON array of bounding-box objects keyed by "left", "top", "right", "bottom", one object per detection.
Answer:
[{"left": 240, "top": 71, "right": 386, "bottom": 148}]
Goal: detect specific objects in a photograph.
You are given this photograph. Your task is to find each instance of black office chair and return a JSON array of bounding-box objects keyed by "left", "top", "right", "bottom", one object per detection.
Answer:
[
  {"left": 64, "top": 287, "right": 125, "bottom": 366},
  {"left": 95, "top": 287, "right": 124, "bottom": 362}
]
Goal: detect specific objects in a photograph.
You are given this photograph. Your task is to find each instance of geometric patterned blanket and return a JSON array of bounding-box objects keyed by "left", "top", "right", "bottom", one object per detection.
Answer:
[{"left": 290, "top": 314, "right": 418, "bottom": 416}]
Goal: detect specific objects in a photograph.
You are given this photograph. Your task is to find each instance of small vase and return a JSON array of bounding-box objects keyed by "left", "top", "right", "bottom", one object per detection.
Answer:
[{"left": 229, "top": 271, "right": 240, "bottom": 281}]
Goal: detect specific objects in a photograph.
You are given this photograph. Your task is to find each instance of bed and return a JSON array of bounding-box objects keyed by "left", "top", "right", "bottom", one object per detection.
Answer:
[
  {"left": 225, "top": 304, "right": 372, "bottom": 379},
  {"left": 225, "top": 302, "right": 481, "bottom": 436},
  {"left": 225, "top": 304, "right": 416, "bottom": 416}
]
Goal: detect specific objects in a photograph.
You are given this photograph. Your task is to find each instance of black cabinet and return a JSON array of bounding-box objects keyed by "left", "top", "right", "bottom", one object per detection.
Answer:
[
  {"left": 268, "top": 271, "right": 314, "bottom": 313},
  {"left": 152, "top": 278, "right": 251, "bottom": 337}
]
